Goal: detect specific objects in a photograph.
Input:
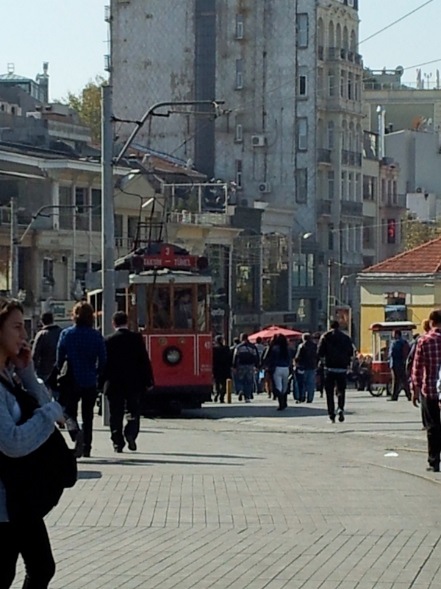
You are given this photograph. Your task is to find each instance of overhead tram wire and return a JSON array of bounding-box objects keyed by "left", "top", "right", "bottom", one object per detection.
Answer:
[{"left": 359, "top": 0, "right": 435, "bottom": 45}]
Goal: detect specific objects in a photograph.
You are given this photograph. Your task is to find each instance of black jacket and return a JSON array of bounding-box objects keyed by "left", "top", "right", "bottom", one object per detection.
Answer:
[
  {"left": 295, "top": 340, "right": 318, "bottom": 370},
  {"left": 317, "top": 329, "right": 354, "bottom": 370},
  {"left": 212, "top": 344, "right": 232, "bottom": 380},
  {"left": 103, "top": 328, "right": 154, "bottom": 396},
  {"left": 32, "top": 324, "right": 63, "bottom": 382}
]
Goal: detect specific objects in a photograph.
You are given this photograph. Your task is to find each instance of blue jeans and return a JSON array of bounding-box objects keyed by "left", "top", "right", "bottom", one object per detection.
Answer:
[{"left": 303, "top": 369, "right": 316, "bottom": 403}]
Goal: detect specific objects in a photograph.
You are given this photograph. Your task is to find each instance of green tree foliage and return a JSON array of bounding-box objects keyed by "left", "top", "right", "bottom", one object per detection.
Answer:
[
  {"left": 402, "top": 214, "right": 441, "bottom": 250},
  {"left": 64, "top": 76, "right": 105, "bottom": 143}
]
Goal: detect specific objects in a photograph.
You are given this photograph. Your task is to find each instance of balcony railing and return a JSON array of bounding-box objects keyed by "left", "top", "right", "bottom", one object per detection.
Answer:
[
  {"left": 341, "top": 200, "right": 363, "bottom": 216},
  {"left": 167, "top": 211, "right": 229, "bottom": 226},
  {"left": 381, "top": 194, "right": 407, "bottom": 209},
  {"left": 342, "top": 150, "right": 362, "bottom": 167},
  {"left": 317, "top": 148, "right": 332, "bottom": 164}
]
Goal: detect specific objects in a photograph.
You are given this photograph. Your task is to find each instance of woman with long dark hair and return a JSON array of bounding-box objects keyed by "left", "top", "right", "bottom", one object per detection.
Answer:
[
  {"left": 0, "top": 298, "right": 66, "bottom": 588},
  {"left": 265, "top": 334, "right": 292, "bottom": 410}
]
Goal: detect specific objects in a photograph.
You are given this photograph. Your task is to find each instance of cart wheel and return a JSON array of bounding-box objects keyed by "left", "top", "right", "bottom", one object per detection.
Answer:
[{"left": 369, "top": 385, "right": 385, "bottom": 397}]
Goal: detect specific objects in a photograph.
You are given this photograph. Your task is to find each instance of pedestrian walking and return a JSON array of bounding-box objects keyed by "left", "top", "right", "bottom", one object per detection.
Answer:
[
  {"left": 407, "top": 320, "right": 430, "bottom": 429},
  {"left": 232, "top": 333, "right": 259, "bottom": 402},
  {"left": 56, "top": 301, "right": 106, "bottom": 458},
  {"left": 294, "top": 333, "right": 318, "bottom": 403},
  {"left": 212, "top": 335, "right": 232, "bottom": 403},
  {"left": 103, "top": 311, "right": 154, "bottom": 453},
  {"left": 31, "top": 311, "right": 62, "bottom": 391},
  {"left": 0, "top": 298, "right": 68, "bottom": 589},
  {"left": 388, "top": 329, "right": 411, "bottom": 401},
  {"left": 317, "top": 320, "right": 354, "bottom": 423},
  {"left": 412, "top": 310, "right": 441, "bottom": 472},
  {"left": 264, "top": 334, "right": 292, "bottom": 410}
]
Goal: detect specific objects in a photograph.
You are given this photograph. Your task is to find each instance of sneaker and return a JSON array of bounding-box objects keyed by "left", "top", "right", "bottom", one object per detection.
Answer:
[
  {"left": 245, "top": 398, "right": 251, "bottom": 403},
  {"left": 338, "top": 410, "right": 345, "bottom": 423},
  {"left": 330, "top": 415, "right": 336, "bottom": 423},
  {"left": 113, "top": 444, "right": 124, "bottom": 453},
  {"left": 426, "top": 464, "right": 440, "bottom": 473},
  {"left": 125, "top": 437, "right": 137, "bottom": 451}
]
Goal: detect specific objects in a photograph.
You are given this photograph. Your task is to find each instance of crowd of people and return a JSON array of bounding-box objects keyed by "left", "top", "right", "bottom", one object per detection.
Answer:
[{"left": 213, "top": 321, "right": 354, "bottom": 421}]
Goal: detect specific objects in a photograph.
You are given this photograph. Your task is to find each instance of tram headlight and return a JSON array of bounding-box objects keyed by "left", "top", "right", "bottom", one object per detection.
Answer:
[{"left": 164, "top": 346, "right": 182, "bottom": 366}]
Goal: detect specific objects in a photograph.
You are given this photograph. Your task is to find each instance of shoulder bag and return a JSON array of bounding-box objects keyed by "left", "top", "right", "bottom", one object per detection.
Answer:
[{"left": 0, "top": 375, "right": 77, "bottom": 521}]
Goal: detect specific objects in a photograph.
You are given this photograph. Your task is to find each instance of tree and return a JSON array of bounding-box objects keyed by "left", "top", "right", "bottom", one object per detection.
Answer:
[
  {"left": 64, "top": 76, "right": 105, "bottom": 143},
  {"left": 402, "top": 214, "right": 441, "bottom": 250}
]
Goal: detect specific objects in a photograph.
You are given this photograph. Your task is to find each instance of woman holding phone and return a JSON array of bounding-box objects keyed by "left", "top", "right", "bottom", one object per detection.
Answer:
[{"left": 0, "top": 298, "right": 65, "bottom": 588}]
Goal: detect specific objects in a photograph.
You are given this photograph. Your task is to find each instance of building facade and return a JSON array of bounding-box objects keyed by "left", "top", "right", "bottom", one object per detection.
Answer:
[{"left": 110, "top": 0, "right": 364, "bottom": 332}]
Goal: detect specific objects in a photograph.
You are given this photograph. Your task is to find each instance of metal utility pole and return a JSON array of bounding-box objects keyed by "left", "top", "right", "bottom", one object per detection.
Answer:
[
  {"left": 101, "top": 84, "right": 115, "bottom": 336},
  {"left": 10, "top": 197, "right": 19, "bottom": 298}
]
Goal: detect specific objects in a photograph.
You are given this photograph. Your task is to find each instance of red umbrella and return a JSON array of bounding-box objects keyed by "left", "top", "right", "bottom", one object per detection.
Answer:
[{"left": 248, "top": 325, "right": 303, "bottom": 343}]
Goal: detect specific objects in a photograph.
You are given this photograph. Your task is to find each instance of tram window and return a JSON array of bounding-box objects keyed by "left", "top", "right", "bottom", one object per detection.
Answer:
[
  {"left": 197, "top": 285, "right": 208, "bottom": 332},
  {"left": 174, "top": 287, "right": 193, "bottom": 329},
  {"left": 151, "top": 287, "right": 171, "bottom": 329}
]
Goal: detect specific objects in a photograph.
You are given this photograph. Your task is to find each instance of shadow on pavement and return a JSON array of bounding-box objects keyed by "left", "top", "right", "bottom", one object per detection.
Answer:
[
  {"left": 186, "top": 404, "right": 329, "bottom": 419},
  {"left": 78, "top": 457, "right": 245, "bottom": 467},
  {"left": 78, "top": 470, "right": 102, "bottom": 480},
  {"left": 147, "top": 452, "right": 262, "bottom": 460}
]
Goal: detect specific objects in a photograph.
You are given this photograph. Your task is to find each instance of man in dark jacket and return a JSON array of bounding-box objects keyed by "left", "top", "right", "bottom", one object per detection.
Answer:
[
  {"left": 389, "top": 329, "right": 411, "bottom": 401},
  {"left": 32, "top": 312, "right": 62, "bottom": 387},
  {"left": 103, "top": 311, "right": 154, "bottom": 452},
  {"left": 317, "top": 321, "right": 354, "bottom": 423},
  {"left": 212, "top": 335, "right": 232, "bottom": 403}
]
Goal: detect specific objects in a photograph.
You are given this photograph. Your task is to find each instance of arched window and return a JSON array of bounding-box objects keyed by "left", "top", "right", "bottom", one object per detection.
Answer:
[
  {"left": 327, "top": 121, "right": 335, "bottom": 150},
  {"left": 336, "top": 24, "right": 342, "bottom": 50},
  {"left": 343, "top": 26, "right": 349, "bottom": 51},
  {"left": 329, "top": 21, "right": 335, "bottom": 49},
  {"left": 350, "top": 29, "right": 357, "bottom": 52},
  {"left": 317, "top": 18, "right": 324, "bottom": 58}
]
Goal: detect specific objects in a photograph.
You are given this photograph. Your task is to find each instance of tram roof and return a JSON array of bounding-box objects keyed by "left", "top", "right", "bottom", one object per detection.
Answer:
[{"left": 129, "top": 269, "right": 211, "bottom": 285}]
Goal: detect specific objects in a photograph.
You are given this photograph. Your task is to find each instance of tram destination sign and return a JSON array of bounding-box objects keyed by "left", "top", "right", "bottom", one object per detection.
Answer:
[{"left": 143, "top": 248, "right": 199, "bottom": 271}]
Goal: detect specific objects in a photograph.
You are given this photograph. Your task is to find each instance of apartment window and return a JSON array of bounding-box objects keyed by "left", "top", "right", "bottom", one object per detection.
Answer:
[
  {"left": 115, "top": 214, "right": 123, "bottom": 245},
  {"left": 297, "top": 14, "right": 309, "bottom": 48},
  {"left": 327, "top": 171, "right": 335, "bottom": 200},
  {"left": 91, "top": 188, "right": 101, "bottom": 231},
  {"left": 235, "top": 59, "right": 244, "bottom": 89},
  {"left": 381, "top": 179, "right": 386, "bottom": 202},
  {"left": 363, "top": 223, "right": 372, "bottom": 248},
  {"left": 296, "top": 118, "right": 308, "bottom": 151},
  {"left": 235, "top": 123, "right": 243, "bottom": 143},
  {"left": 298, "top": 67, "right": 308, "bottom": 96},
  {"left": 75, "top": 187, "right": 87, "bottom": 214},
  {"left": 327, "top": 121, "right": 335, "bottom": 149},
  {"left": 393, "top": 180, "right": 398, "bottom": 204},
  {"left": 128, "top": 216, "right": 139, "bottom": 240},
  {"left": 42, "top": 257, "right": 54, "bottom": 282},
  {"left": 295, "top": 168, "right": 308, "bottom": 203},
  {"left": 328, "top": 224, "right": 334, "bottom": 251},
  {"left": 235, "top": 159, "right": 243, "bottom": 189},
  {"left": 328, "top": 71, "right": 336, "bottom": 97},
  {"left": 355, "top": 173, "right": 361, "bottom": 201},
  {"left": 75, "top": 262, "right": 87, "bottom": 286},
  {"left": 341, "top": 171, "right": 347, "bottom": 200},
  {"left": 347, "top": 73, "right": 353, "bottom": 100},
  {"left": 348, "top": 172, "right": 354, "bottom": 200},
  {"left": 59, "top": 186, "right": 73, "bottom": 229},
  {"left": 235, "top": 14, "right": 244, "bottom": 39},
  {"left": 317, "top": 68, "right": 324, "bottom": 96},
  {"left": 387, "top": 219, "right": 397, "bottom": 244},
  {"left": 340, "top": 70, "right": 346, "bottom": 98}
]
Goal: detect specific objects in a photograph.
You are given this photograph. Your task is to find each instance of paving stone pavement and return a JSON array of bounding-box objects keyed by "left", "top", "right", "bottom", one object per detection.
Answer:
[{"left": 11, "top": 390, "right": 441, "bottom": 588}]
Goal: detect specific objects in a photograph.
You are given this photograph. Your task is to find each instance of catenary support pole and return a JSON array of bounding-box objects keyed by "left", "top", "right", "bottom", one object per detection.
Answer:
[
  {"left": 10, "top": 197, "right": 18, "bottom": 298},
  {"left": 101, "top": 85, "right": 114, "bottom": 427},
  {"left": 101, "top": 84, "right": 115, "bottom": 337}
]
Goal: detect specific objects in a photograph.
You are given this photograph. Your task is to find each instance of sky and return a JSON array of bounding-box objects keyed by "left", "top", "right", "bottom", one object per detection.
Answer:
[{"left": 0, "top": 0, "right": 440, "bottom": 100}]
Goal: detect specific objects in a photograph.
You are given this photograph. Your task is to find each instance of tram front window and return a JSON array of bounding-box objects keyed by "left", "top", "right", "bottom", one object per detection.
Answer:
[
  {"left": 174, "top": 288, "right": 193, "bottom": 329},
  {"left": 152, "top": 288, "right": 171, "bottom": 329}
]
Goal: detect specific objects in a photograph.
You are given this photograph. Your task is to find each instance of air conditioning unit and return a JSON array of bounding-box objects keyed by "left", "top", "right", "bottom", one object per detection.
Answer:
[
  {"left": 251, "top": 134, "right": 266, "bottom": 147},
  {"left": 258, "top": 182, "right": 271, "bottom": 194}
]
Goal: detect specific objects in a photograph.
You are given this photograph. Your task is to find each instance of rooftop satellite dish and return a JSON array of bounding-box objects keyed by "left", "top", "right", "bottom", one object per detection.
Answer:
[{"left": 395, "top": 65, "right": 404, "bottom": 76}]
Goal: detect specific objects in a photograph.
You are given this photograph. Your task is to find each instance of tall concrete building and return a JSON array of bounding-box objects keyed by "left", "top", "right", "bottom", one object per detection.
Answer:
[{"left": 110, "top": 0, "right": 363, "bottom": 332}]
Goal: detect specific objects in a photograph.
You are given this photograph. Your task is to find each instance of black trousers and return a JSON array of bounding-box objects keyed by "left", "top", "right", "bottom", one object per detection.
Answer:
[
  {"left": 421, "top": 396, "right": 441, "bottom": 468},
  {"left": 63, "top": 386, "right": 97, "bottom": 453},
  {"left": 108, "top": 393, "right": 141, "bottom": 448},
  {"left": 214, "top": 378, "right": 227, "bottom": 401},
  {"left": 0, "top": 517, "right": 55, "bottom": 589},
  {"left": 324, "top": 371, "right": 346, "bottom": 418},
  {"left": 391, "top": 367, "right": 410, "bottom": 400}
]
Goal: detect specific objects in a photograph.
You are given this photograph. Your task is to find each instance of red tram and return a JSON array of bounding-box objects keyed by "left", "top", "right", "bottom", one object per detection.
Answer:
[{"left": 88, "top": 243, "right": 213, "bottom": 414}]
